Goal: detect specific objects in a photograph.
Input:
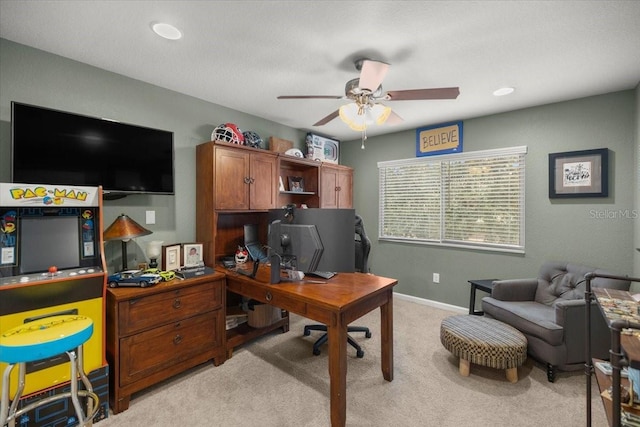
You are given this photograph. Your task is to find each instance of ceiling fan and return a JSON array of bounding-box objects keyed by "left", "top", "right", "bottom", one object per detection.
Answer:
[{"left": 277, "top": 59, "right": 460, "bottom": 131}]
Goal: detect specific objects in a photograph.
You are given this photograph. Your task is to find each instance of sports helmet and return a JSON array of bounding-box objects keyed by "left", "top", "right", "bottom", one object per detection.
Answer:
[
  {"left": 242, "top": 131, "right": 263, "bottom": 149},
  {"left": 212, "top": 123, "right": 244, "bottom": 145}
]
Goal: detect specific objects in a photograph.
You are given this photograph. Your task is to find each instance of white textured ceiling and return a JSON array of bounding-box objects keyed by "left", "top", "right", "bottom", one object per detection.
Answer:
[{"left": 1, "top": 0, "right": 639, "bottom": 141}]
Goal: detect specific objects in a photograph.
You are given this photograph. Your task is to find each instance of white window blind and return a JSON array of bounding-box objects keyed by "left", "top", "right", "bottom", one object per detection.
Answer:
[{"left": 378, "top": 146, "right": 527, "bottom": 253}]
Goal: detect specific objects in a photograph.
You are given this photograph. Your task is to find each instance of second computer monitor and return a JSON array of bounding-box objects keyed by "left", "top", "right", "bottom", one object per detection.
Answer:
[{"left": 268, "top": 208, "right": 355, "bottom": 273}]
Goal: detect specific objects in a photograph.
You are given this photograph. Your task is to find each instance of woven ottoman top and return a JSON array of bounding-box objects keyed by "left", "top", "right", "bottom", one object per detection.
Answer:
[{"left": 440, "top": 315, "right": 527, "bottom": 370}]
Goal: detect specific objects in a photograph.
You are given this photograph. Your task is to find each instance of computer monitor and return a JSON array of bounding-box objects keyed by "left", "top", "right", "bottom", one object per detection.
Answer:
[{"left": 267, "top": 208, "right": 355, "bottom": 282}]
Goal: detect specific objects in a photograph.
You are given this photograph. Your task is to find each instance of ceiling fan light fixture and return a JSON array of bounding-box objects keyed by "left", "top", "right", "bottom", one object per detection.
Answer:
[
  {"left": 493, "top": 87, "right": 515, "bottom": 97},
  {"left": 151, "top": 22, "right": 182, "bottom": 40},
  {"left": 370, "top": 104, "right": 392, "bottom": 125},
  {"left": 339, "top": 102, "right": 391, "bottom": 131}
]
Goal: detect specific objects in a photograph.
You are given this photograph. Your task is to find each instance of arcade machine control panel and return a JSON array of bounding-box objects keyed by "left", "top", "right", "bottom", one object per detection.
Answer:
[{"left": 0, "top": 265, "right": 103, "bottom": 286}]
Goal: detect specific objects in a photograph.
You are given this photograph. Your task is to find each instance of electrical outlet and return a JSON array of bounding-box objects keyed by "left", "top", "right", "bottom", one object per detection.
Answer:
[{"left": 433, "top": 273, "right": 440, "bottom": 284}]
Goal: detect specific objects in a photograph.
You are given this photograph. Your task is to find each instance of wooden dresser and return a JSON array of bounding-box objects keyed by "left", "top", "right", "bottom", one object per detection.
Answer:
[{"left": 106, "top": 273, "right": 226, "bottom": 413}]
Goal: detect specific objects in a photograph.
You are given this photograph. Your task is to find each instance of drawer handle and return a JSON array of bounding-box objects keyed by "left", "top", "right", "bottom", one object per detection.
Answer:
[
  {"left": 173, "top": 299, "right": 182, "bottom": 309},
  {"left": 173, "top": 334, "right": 183, "bottom": 345},
  {"left": 265, "top": 291, "right": 272, "bottom": 302}
]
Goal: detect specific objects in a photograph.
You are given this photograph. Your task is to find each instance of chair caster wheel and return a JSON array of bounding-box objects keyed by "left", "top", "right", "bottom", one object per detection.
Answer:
[
  {"left": 313, "top": 348, "right": 321, "bottom": 356},
  {"left": 303, "top": 329, "right": 311, "bottom": 336},
  {"left": 365, "top": 331, "right": 372, "bottom": 338},
  {"left": 356, "top": 350, "right": 364, "bottom": 358}
]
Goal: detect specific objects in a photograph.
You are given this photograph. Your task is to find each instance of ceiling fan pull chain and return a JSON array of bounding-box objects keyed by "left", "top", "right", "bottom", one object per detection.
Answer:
[{"left": 361, "top": 128, "right": 367, "bottom": 150}]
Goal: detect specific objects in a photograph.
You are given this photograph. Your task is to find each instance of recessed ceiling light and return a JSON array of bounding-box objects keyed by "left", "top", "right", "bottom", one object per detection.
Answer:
[
  {"left": 152, "top": 22, "right": 182, "bottom": 40},
  {"left": 493, "top": 87, "right": 515, "bottom": 97}
]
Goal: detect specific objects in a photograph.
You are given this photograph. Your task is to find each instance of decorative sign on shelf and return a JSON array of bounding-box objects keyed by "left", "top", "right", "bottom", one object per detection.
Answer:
[{"left": 415, "top": 121, "right": 463, "bottom": 157}]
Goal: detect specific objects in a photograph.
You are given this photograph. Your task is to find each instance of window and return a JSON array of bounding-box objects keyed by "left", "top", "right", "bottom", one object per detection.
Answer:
[{"left": 378, "top": 146, "right": 527, "bottom": 253}]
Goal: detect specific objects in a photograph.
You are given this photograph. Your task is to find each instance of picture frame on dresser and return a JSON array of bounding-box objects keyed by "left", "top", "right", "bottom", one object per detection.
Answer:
[
  {"left": 183, "top": 243, "right": 204, "bottom": 267},
  {"left": 162, "top": 244, "right": 181, "bottom": 271}
]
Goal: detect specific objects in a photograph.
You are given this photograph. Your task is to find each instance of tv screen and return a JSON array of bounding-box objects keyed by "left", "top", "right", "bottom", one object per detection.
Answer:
[{"left": 11, "top": 102, "right": 174, "bottom": 195}]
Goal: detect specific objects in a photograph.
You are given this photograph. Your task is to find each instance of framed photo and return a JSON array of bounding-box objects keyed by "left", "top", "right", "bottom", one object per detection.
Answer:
[
  {"left": 548, "top": 148, "right": 608, "bottom": 198},
  {"left": 162, "top": 244, "right": 181, "bottom": 271},
  {"left": 288, "top": 176, "right": 304, "bottom": 192},
  {"left": 183, "top": 243, "right": 204, "bottom": 267}
]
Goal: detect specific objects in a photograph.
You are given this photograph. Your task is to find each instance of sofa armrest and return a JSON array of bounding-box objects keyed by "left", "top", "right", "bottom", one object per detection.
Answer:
[
  {"left": 491, "top": 278, "right": 538, "bottom": 301},
  {"left": 554, "top": 299, "right": 586, "bottom": 327},
  {"left": 555, "top": 299, "right": 611, "bottom": 362}
]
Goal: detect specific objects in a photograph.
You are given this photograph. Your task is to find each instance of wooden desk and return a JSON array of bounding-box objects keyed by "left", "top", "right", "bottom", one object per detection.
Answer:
[{"left": 223, "top": 264, "right": 397, "bottom": 427}]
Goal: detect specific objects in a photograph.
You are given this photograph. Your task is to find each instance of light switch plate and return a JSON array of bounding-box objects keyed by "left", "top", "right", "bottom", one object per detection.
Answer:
[{"left": 146, "top": 210, "right": 156, "bottom": 225}]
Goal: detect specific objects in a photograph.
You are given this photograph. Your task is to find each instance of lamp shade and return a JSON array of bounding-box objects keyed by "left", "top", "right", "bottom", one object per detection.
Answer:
[{"left": 104, "top": 214, "right": 152, "bottom": 242}]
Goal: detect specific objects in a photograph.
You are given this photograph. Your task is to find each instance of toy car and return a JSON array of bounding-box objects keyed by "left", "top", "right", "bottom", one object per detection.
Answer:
[
  {"left": 143, "top": 268, "right": 176, "bottom": 282},
  {"left": 107, "top": 269, "right": 162, "bottom": 288}
]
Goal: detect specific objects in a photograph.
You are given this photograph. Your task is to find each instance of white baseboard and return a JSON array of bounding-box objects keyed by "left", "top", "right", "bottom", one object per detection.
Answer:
[{"left": 393, "top": 291, "right": 467, "bottom": 314}]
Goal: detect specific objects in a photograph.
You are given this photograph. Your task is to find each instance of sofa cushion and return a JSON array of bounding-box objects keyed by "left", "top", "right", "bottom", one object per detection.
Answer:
[
  {"left": 534, "top": 262, "right": 631, "bottom": 305},
  {"left": 482, "top": 297, "right": 564, "bottom": 346}
]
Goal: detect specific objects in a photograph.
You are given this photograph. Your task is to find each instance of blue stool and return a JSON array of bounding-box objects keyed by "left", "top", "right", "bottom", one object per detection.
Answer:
[{"left": 0, "top": 315, "right": 99, "bottom": 426}]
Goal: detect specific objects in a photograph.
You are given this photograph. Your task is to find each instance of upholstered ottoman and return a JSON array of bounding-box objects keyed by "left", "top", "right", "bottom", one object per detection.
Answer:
[{"left": 440, "top": 315, "right": 527, "bottom": 382}]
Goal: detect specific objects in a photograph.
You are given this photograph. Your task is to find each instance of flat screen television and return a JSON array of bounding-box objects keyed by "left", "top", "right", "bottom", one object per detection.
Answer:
[{"left": 11, "top": 102, "right": 175, "bottom": 197}]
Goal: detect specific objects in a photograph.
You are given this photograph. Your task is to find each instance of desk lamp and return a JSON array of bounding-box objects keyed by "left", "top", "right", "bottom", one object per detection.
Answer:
[{"left": 104, "top": 213, "right": 152, "bottom": 272}]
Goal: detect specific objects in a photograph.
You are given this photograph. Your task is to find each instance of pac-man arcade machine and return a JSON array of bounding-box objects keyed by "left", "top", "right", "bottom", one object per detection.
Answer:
[{"left": 0, "top": 183, "right": 108, "bottom": 425}]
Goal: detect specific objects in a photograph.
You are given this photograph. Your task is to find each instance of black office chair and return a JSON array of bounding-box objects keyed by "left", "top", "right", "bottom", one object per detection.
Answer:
[{"left": 303, "top": 214, "right": 372, "bottom": 358}]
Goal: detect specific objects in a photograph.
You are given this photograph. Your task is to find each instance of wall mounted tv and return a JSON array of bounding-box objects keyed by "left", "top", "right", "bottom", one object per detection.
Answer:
[{"left": 11, "top": 102, "right": 175, "bottom": 197}]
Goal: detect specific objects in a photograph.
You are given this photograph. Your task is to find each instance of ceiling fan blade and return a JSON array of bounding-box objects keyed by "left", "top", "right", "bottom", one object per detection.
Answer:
[
  {"left": 359, "top": 60, "right": 389, "bottom": 92},
  {"left": 313, "top": 110, "right": 340, "bottom": 126},
  {"left": 386, "top": 87, "right": 460, "bottom": 101},
  {"left": 277, "top": 95, "right": 342, "bottom": 99},
  {"left": 385, "top": 110, "right": 404, "bottom": 125}
]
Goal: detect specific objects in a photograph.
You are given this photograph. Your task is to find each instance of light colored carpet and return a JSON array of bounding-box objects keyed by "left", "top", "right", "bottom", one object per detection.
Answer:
[{"left": 96, "top": 297, "right": 607, "bottom": 426}]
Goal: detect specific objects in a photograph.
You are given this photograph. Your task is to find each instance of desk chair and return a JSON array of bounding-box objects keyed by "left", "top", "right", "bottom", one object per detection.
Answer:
[{"left": 303, "top": 214, "right": 372, "bottom": 358}]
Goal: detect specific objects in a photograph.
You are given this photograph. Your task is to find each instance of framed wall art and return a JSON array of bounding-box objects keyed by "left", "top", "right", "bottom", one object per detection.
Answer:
[
  {"left": 548, "top": 148, "right": 608, "bottom": 198},
  {"left": 183, "top": 243, "right": 204, "bottom": 267},
  {"left": 162, "top": 244, "right": 181, "bottom": 271}
]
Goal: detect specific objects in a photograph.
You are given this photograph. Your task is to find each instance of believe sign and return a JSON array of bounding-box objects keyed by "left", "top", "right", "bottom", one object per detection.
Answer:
[{"left": 416, "top": 121, "right": 463, "bottom": 157}]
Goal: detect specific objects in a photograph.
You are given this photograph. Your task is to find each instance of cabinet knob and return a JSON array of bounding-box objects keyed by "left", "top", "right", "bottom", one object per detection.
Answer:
[
  {"left": 249, "top": 177, "right": 255, "bottom": 184},
  {"left": 173, "top": 334, "right": 183, "bottom": 345},
  {"left": 173, "top": 299, "right": 182, "bottom": 309},
  {"left": 265, "top": 291, "right": 272, "bottom": 302},
  {"left": 244, "top": 177, "right": 251, "bottom": 184}
]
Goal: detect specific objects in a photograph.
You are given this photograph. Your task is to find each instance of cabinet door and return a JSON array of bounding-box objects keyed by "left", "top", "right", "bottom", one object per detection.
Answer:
[
  {"left": 321, "top": 165, "right": 353, "bottom": 208},
  {"left": 215, "top": 147, "right": 250, "bottom": 210},
  {"left": 249, "top": 152, "right": 278, "bottom": 209},
  {"left": 336, "top": 168, "right": 353, "bottom": 208}
]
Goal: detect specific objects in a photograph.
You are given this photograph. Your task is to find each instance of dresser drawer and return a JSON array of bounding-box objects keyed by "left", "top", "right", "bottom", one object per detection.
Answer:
[
  {"left": 118, "top": 281, "right": 223, "bottom": 335},
  {"left": 119, "top": 310, "right": 220, "bottom": 386}
]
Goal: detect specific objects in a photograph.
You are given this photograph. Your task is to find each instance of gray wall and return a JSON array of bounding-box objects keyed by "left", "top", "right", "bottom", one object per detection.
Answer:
[
  {"left": 0, "top": 39, "right": 305, "bottom": 272},
  {"left": 1, "top": 38, "right": 638, "bottom": 308},
  {"left": 635, "top": 83, "right": 640, "bottom": 277},
  {"left": 341, "top": 90, "right": 639, "bottom": 305}
]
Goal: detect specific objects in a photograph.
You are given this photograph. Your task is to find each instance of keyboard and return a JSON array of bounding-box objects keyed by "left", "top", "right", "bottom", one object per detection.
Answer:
[{"left": 306, "top": 271, "right": 336, "bottom": 280}]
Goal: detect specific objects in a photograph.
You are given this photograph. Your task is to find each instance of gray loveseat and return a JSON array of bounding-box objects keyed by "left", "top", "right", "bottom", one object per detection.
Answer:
[{"left": 481, "top": 261, "right": 631, "bottom": 382}]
